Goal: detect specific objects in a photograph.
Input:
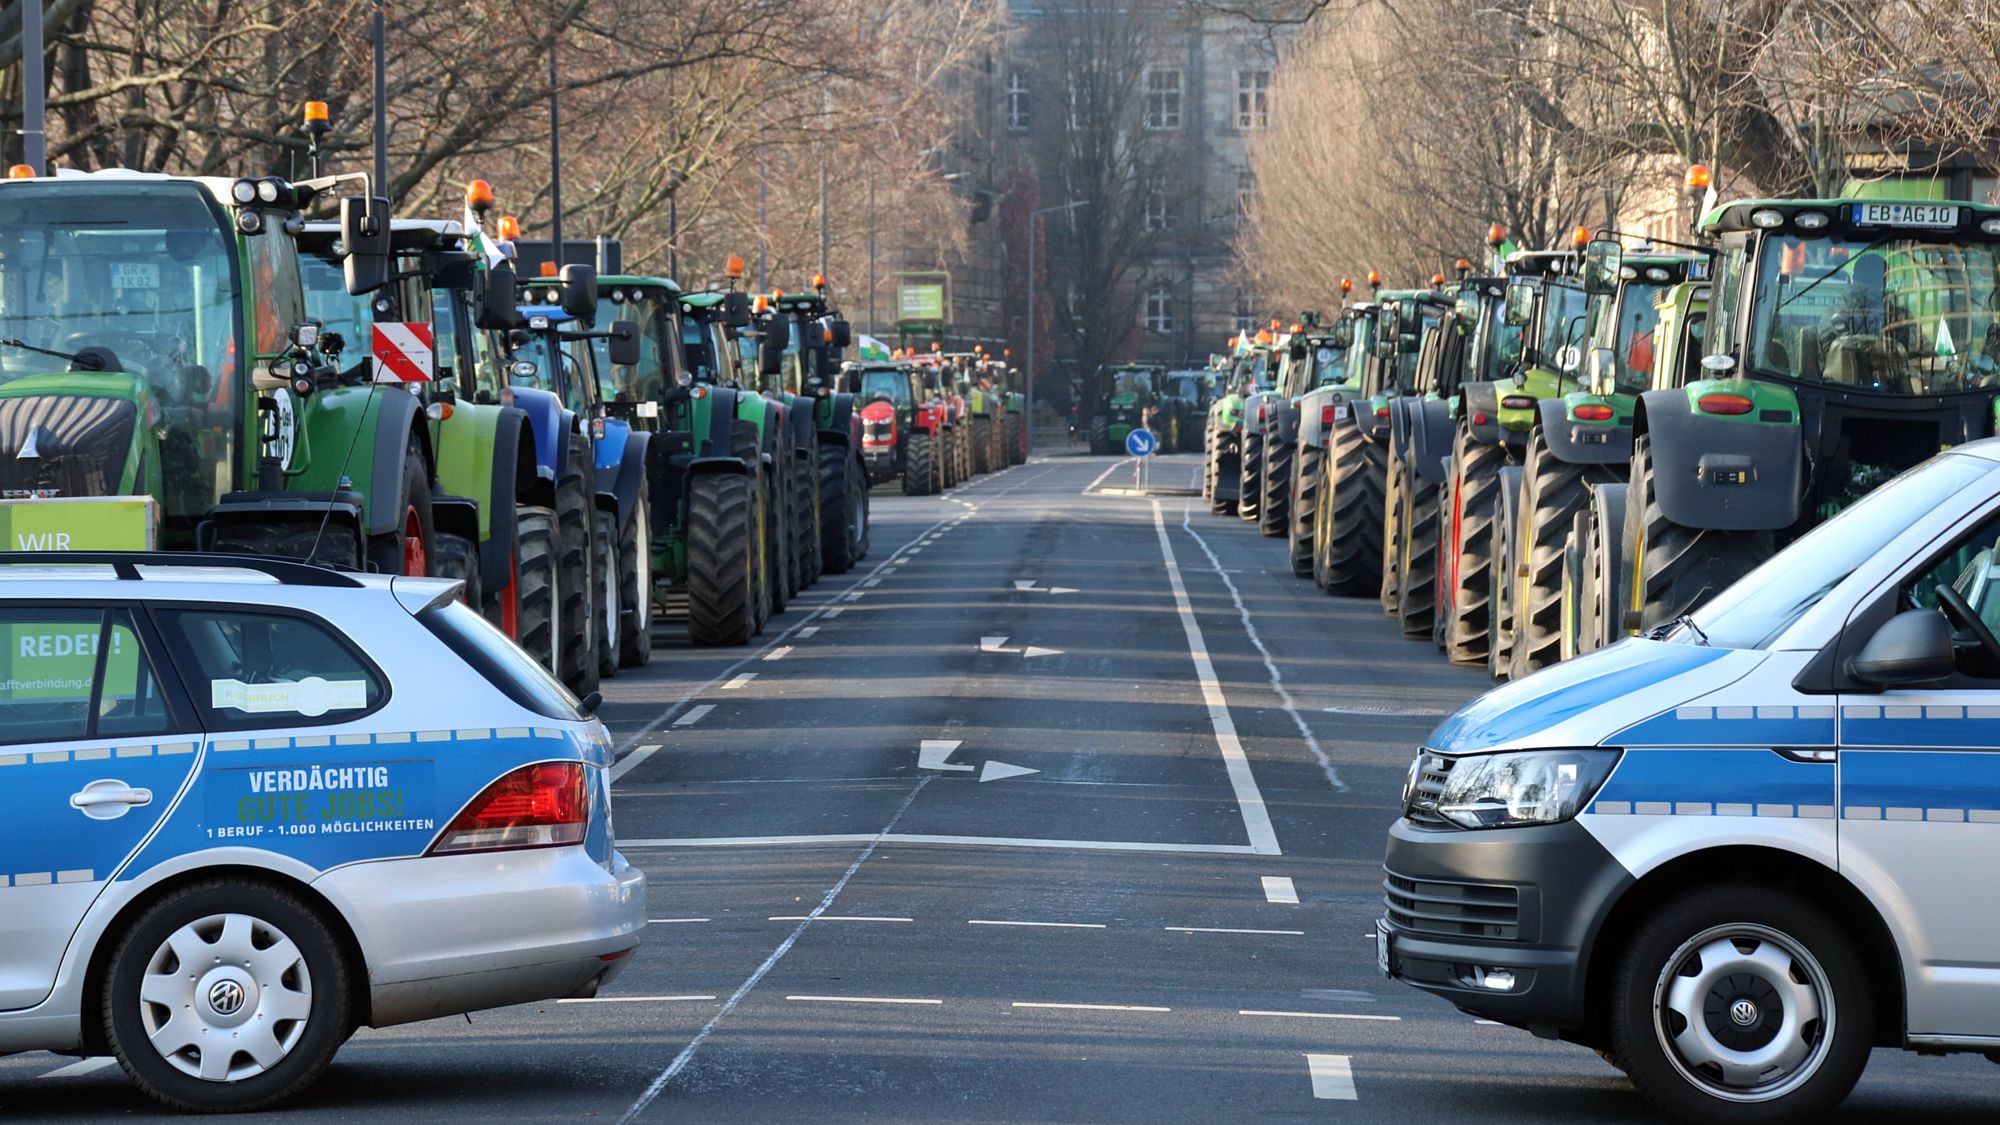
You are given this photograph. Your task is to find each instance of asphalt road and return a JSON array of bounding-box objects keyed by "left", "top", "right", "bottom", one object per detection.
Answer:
[{"left": 7, "top": 452, "right": 2000, "bottom": 1121}]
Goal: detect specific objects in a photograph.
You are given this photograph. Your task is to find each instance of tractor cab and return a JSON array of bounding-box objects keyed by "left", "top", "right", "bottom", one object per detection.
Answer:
[
  {"left": 1495, "top": 246, "right": 1590, "bottom": 443},
  {"left": 539, "top": 274, "right": 688, "bottom": 419}
]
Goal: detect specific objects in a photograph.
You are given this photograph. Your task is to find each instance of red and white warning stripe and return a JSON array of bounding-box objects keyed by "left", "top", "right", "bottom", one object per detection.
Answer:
[{"left": 371, "top": 322, "right": 436, "bottom": 383}]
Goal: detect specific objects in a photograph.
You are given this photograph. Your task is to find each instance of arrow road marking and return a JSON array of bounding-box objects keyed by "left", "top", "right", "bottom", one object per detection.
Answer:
[
  {"left": 981, "top": 636, "right": 1017, "bottom": 653},
  {"left": 919, "top": 740, "right": 973, "bottom": 772},
  {"left": 1011, "top": 581, "right": 1079, "bottom": 594},
  {"left": 1014, "top": 579, "right": 1037, "bottom": 590},
  {"left": 979, "top": 760, "right": 1039, "bottom": 783},
  {"left": 1022, "top": 646, "right": 1063, "bottom": 658}
]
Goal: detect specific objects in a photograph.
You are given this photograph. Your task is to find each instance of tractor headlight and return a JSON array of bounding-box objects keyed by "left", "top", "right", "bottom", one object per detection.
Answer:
[
  {"left": 1433, "top": 748, "right": 1620, "bottom": 829},
  {"left": 230, "top": 178, "right": 259, "bottom": 204}
]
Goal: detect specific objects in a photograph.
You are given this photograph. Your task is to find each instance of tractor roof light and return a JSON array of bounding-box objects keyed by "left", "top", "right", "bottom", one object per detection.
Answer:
[
  {"left": 1684, "top": 163, "right": 1712, "bottom": 192},
  {"left": 726, "top": 254, "right": 745, "bottom": 279},
  {"left": 1367, "top": 270, "right": 1382, "bottom": 287},
  {"left": 498, "top": 215, "right": 523, "bottom": 242},
  {"left": 1486, "top": 223, "right": 1507, "bottom": 247},
  {"left": 813, "top": 273, "right": 826, "bottom": 290},
  {"left": 1455, "top": 258, "right": 1472, "bottom": 277},
  {"left": 303, "top": 100, "right": 330, "bottom": 133},
  {"left": 6, "top": 164, "right": 34, "bottom": 179},
  {"left": 1750, "top": 208, "right": 1786, "bottom": 229},
  {"left": 1430, "top": 272, "right": 1446, "bottom": 286},
  {"left": 539, "top": 261, "right": 559, "bottom": 278},
  {"left": 752, "top": 295, "right": 769, "bottom": 313},
  {"left": 1571, "top": 225, "right": 1590, "bottom": 247},
  {"left": 1340, "top": 278, "right": 1353, "bottom": 294},
  {"left": 465, "top": 179, "right": 495, "bottom": 213},
  {"left": 1793, "top": 210, "right": 1830, "bottom": 231}
]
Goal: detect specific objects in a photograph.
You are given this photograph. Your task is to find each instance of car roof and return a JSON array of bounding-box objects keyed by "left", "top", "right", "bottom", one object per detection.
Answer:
[{"left": 0, "top": 555, "right": 456, "bottom": 612}]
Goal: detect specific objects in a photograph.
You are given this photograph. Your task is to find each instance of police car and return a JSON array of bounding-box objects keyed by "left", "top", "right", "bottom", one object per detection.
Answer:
[
  {"left": 1382, "top": 440, "right": 2000, "bottom": 1122},
  {"left": 0, "top": 553, "right": 645, "bottom": 1112}
]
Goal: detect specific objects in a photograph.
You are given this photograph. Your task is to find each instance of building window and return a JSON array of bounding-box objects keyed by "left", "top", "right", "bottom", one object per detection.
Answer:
[
  {"left": 1234, "top": 290, "right": 1256, "bottom": 335},
  {"left": 1144, "top": 287, "right": 1174, "bottom": 336},
  {"left": 1144, "top": 70, "right": 1182, "bottom": 130},
  {"left": 1236, "top": 69, "right": 1270, "bottom": 129},
  {"left": 1007, "top": 70, "right": 1030, "bottom": 132},
  {"left": 1145, "top": 190, "right": 1173, "bottom": 232},
  {"left": 1236, "top": 169, "right": 1257, "bottom": 217}
]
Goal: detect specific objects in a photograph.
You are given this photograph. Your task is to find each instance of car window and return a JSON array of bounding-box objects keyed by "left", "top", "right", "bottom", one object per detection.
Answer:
[
  {"left": 159, "top": 608, "right": 384, "bottom": 728},
  {"left": 0, "top": 606, "right": 175, "bottom": 744},
  {"left": 418, "top": 600, "right": 581, "bottom": 720}
]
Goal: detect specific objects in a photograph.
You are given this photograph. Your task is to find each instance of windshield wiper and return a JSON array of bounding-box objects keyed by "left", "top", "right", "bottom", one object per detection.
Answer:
[
  {"left": 0, "top": 337, "right": 103, "bottom": 371},
  {"left": 1650, "top": 613, "right": 1710, "bottom": 645}
]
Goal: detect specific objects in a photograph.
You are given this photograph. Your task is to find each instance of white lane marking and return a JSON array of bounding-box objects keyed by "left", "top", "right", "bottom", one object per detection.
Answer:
[
  {"left": 1474, "top": 1019, "right": 1503, "bottom": 1025},
  {"left": 844, "top": 591, "right": 865, "bottom": 602},
  {"left": 980, "top": 636, "right": 1016, "bottom": 653},
  {"left": 1013, "top": 579, "right": 1037, "bottom": 590},
  {"left": 768, "top": 915, "right": 912, "bottom": 923},
  {"left": 919, "top": 740, "right": 973, "bottom": 772},
  {"left": 1166, "top": 926, "right": 1304, "bottom": 936},
  {"left": 863, "top": 577, "right": 883, "bottom": 588},
  {"left": 648, "top": 918, "right": 711, "bottom": 923},
  {"left": 786, "top": 995, "right": 941, "bottom": 1005},
  {"left": 1262, "top": 876, "right": 1299, "bottom": 904},
  {"left": 615, "top": 777, "right": 933, "bottom": 1123},
  {"left": 1241, "top": 1010, "right": 1400, "bottom": 1022},
  {"left": 1324, "top": 704, "right": 1451, "bottom": 717},
  {"left": 1178, "top": 502, "right": 1345, "bottom": 793},
  {"left": 721, "top": 674, "right": 757, "bottom": 690},
  {"left": 39, "top": 1057, "right": 117, "bottom": 1079},
  {"left": 1047, "top": 586, "right": 1078, "bottom": 594},
  {"left": 1022, "top": 646, "right": 1062, "bottom": 658},
  {"left": 619, "top": 833, "right": 1262, "bottom": 855},
  {"left": 823, "top": 606, "right": 845, "bottom": 617},
  {"left": 763, "top": 646, "right": 793, "bottom": 661},
  {"left": 559, "top": 995, "right": 718, "bottom": 1004},
  {"left": 672, "top": 706, "right": 715, "bottom": 727},
  {"left": 607, "top": 743, "right": 662, "bottom": 785},
  {"left": 978, "top": 760, "right": 1038, "bottom": 783},
  {"left": 1012, "top": 1002, "right": 1169, "bottom": 1012},
  {"left": 1152, "top": 500, "right": 1283, "bottom": 854},
  {"left": 1307, "top": 1054, "right": 1358, "bottom": 1100},
  {"left": 967, "top": 919, "right": 1106, "bottom": 929},
  {"left": 1083, "top": 460, "right": 1123, "bottom": 493},
  {"left": 797, "top": 626, "right": 819, "bottom": 638}
]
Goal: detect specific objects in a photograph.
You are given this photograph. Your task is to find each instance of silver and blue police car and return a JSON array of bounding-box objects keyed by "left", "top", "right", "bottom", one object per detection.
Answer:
[
  {"left": 0, "top": 554, "right": 645, "bottom": 1112},
  {"left": 1382, "top": 440, "right": 2000, "bottom": 1122}
]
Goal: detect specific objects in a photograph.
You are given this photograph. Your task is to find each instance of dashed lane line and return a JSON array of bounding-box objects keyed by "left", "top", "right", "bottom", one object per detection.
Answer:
[
  {"left": 672, "top": 705, "right": 715, "bottom": 727},
  {"left": 648, "top": 918, "right": 711, "bottom": 923},
  {"left": 796, "top": 626, "right": 819, "bottom": 637},
  {"left": 968, "top": 919, "right": 1106, "bottom": 929},
  {"left": 721, "top": 673, "right": 757, "bottom": 690},
  {"left": 606, "top": 744, "right": 662, "bottom": 785},
  {"left": 786, "top": 995, "right": 942, "bottom": 1006},
  {"left": 1241, "top": 1010, "right": 1400, "bottom": 1022},
  {"left": 768, "top": 915, "right": 912, "bottom": 923},
  {"left": 1307, "top": 1054, "right": 1359, "bottom": 1100},
  {"left": 1167, "top": 926, "right": 1304, "bottom": 936},
  {"left": 559, "top": 995, "right": 717, "bottom": 1004},
  {"left": 763, "top": 646, "right": 793, "bottom": 661},
  {"left": 1012, "top": 1002, "right": 1169, "bottom": 1012},
  {"left": 1262, "top": 876, "right": 1299, "bottom": 904}
]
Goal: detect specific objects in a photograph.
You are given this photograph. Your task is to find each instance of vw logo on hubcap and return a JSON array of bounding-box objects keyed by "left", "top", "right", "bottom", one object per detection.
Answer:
[
  {"left": 1729, "top": 998, "right": 1759, "bottom": 1027},
  {"left": 207, "top": 980, "right": 246, "bottom": 1017}
]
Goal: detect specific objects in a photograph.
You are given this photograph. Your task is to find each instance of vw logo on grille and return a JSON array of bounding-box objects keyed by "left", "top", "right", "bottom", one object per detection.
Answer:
[
  {"left": 207, "top": 980, "right": 246, "bottom": 1017},
  {"left": 1729, "top": 998, "right": 1759, "bottom": 1027}
]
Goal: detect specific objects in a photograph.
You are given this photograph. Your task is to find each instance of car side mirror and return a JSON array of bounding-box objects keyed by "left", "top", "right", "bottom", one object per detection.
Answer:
[
  {"left": 1848, "top": 609, "right": 1957, "bottom": 687},
  {"left": 561, "top": 264, "right": 598, "bottom": 321},
  {"left": 339, "top": 195, "right": 392, "bottom": 296},
  {"left": 608, "top": 320, "right": 641, "bottom": 368}
]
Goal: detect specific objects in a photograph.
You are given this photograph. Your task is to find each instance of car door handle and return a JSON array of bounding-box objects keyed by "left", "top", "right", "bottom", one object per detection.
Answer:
[{"left": 71, "top": 780, "right": 154, "bottom": 819}]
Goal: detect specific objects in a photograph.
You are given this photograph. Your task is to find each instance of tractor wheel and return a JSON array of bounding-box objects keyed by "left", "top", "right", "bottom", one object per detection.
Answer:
[
  {"left": 365, "top": 436, "right": 436, "bottom": 578},
  {"left": 1584, "top": 482, "right": 1630, "bottom": 653},
  {"left": 1007, "top": 414, "right": 1027, "bottom": 464},
  {"left": 766, "top": 471, "right": 789, "bottom": 616},
  {"left": 513, "top": 506, "right": 558, "bottom": 674},
  {"left": 618, "top": 481, "right": 654, "bottom": 668},
  {"left": 959, "top": 424, "right": 974, "bottom": 480},
  {"left": 1315, "top": 410, "right": 1385, "bottom": 595},
  {"left": 820, "top": 443, "right": 862, "bottom": 574},
  {"left": 1396, "top": 459, "right": 1441, "bottom": 640},
  {"left": 1489, "top": 465, "right": 1523, "bottom": 682},
  {"left": 431, "top": 530, "right": 483, "bottom": 615},
  {"left": 686, "top": 472, "right": 757, "bottom": 646},
  {"left": 1288, "top": 443, "right": 1324, "bottom": 577},
  {"left": 1238, "top": 432, "right": 1264, "bottom": 522},
  {"left": 1509, "top": 428, "right": 1620, "bottom": 678},
  {"left": 972, "top": 416, "right": 993, "bottom": 475},
  {"left": 853, "top": 450, "right": 871, "bottom": 562},
  {"left": 1443, "top": 421, "right": 1507, "bottom": 668},
  {"left": 594, "top": 507, "right": 620, "bottom": 681},
  {"left": 1210, "top": 433, "right": 1240, "bottom": 515},
  {"left": 555, "top": 445, "right": 598, "bottom": 695},
  {"left": 904, "top": 432, "right": 936, "bottom": 495},
  {"left": 1259, "top": 438, "right": 1291, "bottom": 537},
  {"left": 1380, "top": 433, "right": 1406, "bottom": 613},
  {"left": 1626, "top": 434, "right": 1774, "bottom": 635},
  {"left": 1089, "top": 415, "right": 1110, "bottom": 455},
  {"left": 942, "top": 427, "right": 959, "bottom": 489}
]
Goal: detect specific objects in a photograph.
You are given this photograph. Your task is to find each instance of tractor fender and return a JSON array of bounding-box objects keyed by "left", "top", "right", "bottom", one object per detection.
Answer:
[
  {"left": 364, "top": 387, "right": 428, "bottom": 538},
  {"left": 1241, "top": 391, "right": 1282, "bottom": 437},
  {"left": 1272, "top": 397, "right": 1302, "bottom": 446},
  {"left": 1386, "top": 394, "right": 1416, "bottom": 458},
  {"left": 1460, "top": 382, "right": 1504, "bottom": 446},
  {"left": 593, "top": 415, "right": 629, "bottom": 477},
  {"left": 479, "top": 406, "right": 528, "bottom": 596},
  {"left": 509, "top": 385, "right": 567, "bottom": 486},
  {"left": 1294, "top": 387, "right": 1344, "bottom": 450},
  {"left": 1407, "top": 396, "right": 1457, "bottom": 485},
  {"left": 432, "top": 495, "right": 480, "bottom": 548},
  {"left": 596, "top": 428, "right": 650, "bottom": 528},
  {"left": 830, "top": 392, "right": 860, "bottom": 447},
  {"left": 704, "top": 387, "right": 745, "bottom": 458},
  {"left": 787, "top": 393, "right": 818, "bottom": 451},
  {"left": 1535, "top": 399, "right": 1633, "bottom": 466},
  {"left": 1634, "top": 389, "right": 1803, "bottom": 531}
]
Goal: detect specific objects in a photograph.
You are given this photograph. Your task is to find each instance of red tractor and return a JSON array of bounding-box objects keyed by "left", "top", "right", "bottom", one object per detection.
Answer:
[{"left": 855, "top": 359, "right": 949, "bottom": 494}]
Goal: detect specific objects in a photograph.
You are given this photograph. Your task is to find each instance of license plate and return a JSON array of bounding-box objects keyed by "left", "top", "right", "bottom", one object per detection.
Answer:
[
  {"left": 1854, "top": 202, "right": 1959, "bottom": 229},
  {"left": 1375, "top": 919, "right": 1394, "bottom": 977}
]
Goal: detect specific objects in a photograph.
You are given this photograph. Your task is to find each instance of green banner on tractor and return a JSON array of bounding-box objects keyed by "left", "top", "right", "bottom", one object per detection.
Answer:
[{"left": 0, "top": 496, "right": 157, "bottom": 551}]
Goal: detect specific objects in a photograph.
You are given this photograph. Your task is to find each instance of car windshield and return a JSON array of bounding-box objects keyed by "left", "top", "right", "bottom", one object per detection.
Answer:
[
  {"left": 0, "top": 182, "right": 242, "bottom": 518},
  {"left": 1688, "top": 451, "right": 1996, "bottom": 648},
  {"left": 860, "top": 368, "right": 909, "bottom": 406},
  {"left": 1748, "top": 233, "right": 2000, "bottom": 393},
  {"left": 1538, "top": 282, "right": 1589, "bottom": 375},
  {"left": 1609, "top": 281, "right": 1669, "bottom": 392}
]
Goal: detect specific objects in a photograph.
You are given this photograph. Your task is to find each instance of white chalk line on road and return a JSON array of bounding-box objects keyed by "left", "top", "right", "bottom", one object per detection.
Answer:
[
  {"left": 1177, "top": 501, "right": 1346, "bottom": 793},
  {"left": 1152, "top": 500, "right": 1283, "bottom": 854}
]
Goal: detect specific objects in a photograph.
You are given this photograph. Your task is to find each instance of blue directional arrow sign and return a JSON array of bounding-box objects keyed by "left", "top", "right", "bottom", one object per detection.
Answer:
[{"left": 1125, "top": 428, "right": 1157, "bottom": 457}]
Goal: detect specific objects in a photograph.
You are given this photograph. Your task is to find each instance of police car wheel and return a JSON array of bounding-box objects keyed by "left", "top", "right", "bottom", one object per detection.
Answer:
[
  {"left": 104, "top": 879, "right": 351, "bottom": 1113},
  {"left": 1612, "top": 885, "right": 1870, "bottom": 1123}
]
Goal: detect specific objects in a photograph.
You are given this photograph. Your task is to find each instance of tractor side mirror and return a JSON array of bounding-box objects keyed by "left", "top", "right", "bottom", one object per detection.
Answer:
[
  {"left": 476, "top": 261, "right": 523, "bottom": 331},
  {"left": 1503, "top": 282, "right": 1534, "bottom": 327},
  {"left": 339, "top": 195, "right": 392, "bottom": 296},
  {"left": 722, "top": 290, "right": 752, "bottom": 328},
  {"left": 1330, "top": 319, "right": 1353, "bottom": 349},
  {"left": 561, "top": 264, "right": 598, "bottom": 321},
  {"left": 1588, "top": 346, "right": 1617, "bottom": 392},
  {"left": 828, "top": 317, "right": 852, "bottom": 349},
  {"left": 759, "top": 320, "right": 787, "bottom": 376},
  {"left": 608, "top": 320, "right": 642, "bottom": 368},
  {"left": 1582, "top": 238, "right": 1623, "bottom": 296},
  {"left": 1848, "top": 609, "right": 1956, "bottom": 687}
]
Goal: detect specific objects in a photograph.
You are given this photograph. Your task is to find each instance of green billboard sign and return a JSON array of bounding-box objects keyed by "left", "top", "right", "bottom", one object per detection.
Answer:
[{"left": 898, "top": 284, "right": 947, "bottom": 323}]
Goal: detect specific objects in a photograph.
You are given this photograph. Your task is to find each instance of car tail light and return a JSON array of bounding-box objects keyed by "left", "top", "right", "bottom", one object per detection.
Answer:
[
  {"left": 430, "top": 761, "right": 588, "bottom": 854},
  {"left": 1321, "top": 404, "right": 1337, "bottom": 426},
  {"left": 1697, "top": 393, "right": 1753, "bottom": 416},
  {"left": 1573, "top": 403, "right": 1614, "bottom": 422},
  {"left": 1500, "top": 395, "right": 1535, "bottom": 410}
]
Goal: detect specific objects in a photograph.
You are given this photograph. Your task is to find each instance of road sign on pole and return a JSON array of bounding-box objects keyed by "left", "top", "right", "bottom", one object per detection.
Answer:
[{"left": 1125, "top": 428, "right": 1157, "bottom": 457}]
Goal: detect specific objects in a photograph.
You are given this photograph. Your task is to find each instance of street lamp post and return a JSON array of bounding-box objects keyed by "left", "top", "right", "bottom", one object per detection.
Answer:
[{"left": 1025, "top": 199, "right": 1088, "bottom": 455}]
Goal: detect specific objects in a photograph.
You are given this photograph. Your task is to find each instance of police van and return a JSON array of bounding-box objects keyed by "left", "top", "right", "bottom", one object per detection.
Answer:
[
  {"left": 1381, "top": 441, "right": 2000, "bottom": 1122},
  {"left": 0, "top": 554, "right": 645, "bottom": 1112}
]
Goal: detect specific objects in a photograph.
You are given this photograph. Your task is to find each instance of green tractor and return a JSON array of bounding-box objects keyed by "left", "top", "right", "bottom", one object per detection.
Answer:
[
  {"left": 1091, "top": 363, "right": 1164, "bottom": 455},
  {"left": 1501, "top": 247, "right": 1701, "bottom": 679},
  {"left": 1161, "top": 369, "right": 1213, "bottom": 453},
  {"left": 0, "top": 170, "right": 457, "bottom": 582},
  {"left": 1276, "top": 314, "right": 1353, "bottom": 571},
  {"left": 756, "top": 288, "right": 869, "bottom": 573},
  {"left": 1578, "top": 194, "right": 2000, "bottom": 652},
  {"left": 1203, "top": 335, "right": 1280, "bottom": 515}
]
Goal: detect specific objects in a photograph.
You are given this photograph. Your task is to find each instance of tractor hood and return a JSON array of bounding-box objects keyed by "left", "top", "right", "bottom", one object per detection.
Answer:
[
  {"left": 0, "top": 374, "right": 146, "bottom": 500},
  {"left": 859, "top": 400, "right": 896, "bottom": 423}
]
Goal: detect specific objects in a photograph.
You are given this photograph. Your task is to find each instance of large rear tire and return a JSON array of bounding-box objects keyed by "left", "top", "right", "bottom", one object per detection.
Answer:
[
  {"left": 1560, "top": 510, "right": 1589, "bottom": 662},
  {"left": 618, "top": 483, "right": 653, "bottom": 667},
  {"left": 1288, "top": 443, "right": 1324, "bottom": 577},
  {"left": 1089, "top": 415, "right": 1110, "bottom": 455},
  {"left": 1315, "top": 410, "right": 1385, "bottom": 595},
  {"left": 1380, "top": 430, "right": 1406, "bottom": 613},
  {"left": 514, "top": 506, "right": 558, "bottom": 673},
  {"left": 904, "top": 432, "right": 936, "bottom": 496},
  {"left": 1238, "top": 432, "right": 1264, "bottom": 521},
  {"left": 820, "top": 443, "right": 861, "bottom": 574},
  {"left": 942, "top": 426, "right": 960, "bottom": 489},
  {"left": 1259, "top": 438, "right": 1291, "bottom": 537},
  {"left": 594, "top": 507, "right": 620, "bottom": 681},
  {"left": 971, "top": 415, "right": 993, "bottom": 475},
  {"left": 1443, "top": 421, "right": 1506, "bottom": 667},
  {"left": 555, "top": 443, "right": 598, "bottom": 695},
  {"left": 1626, "top": 434, "right": 1775, "bottom": 635},
  {"left": 1489, "top": 465, "right": 1523, "bottom": 682},
  {"left": 687, "top": 472, "right": 758, "bottom": 646},
  {"left": 1510, "top": 428, "right": 1620, "bottom": 677},
  {"left": 1007, "top": 414, "right": 1027, "bottom": 464},
  {"left": 431, "top": 531, "right": 483, "bottom": 615},
  {"left": 1397, "top": 460, "right": 1440, "bottom": 639},
  {"left": 1583, "top": 482, "right": 1630, "bottom": 653}
]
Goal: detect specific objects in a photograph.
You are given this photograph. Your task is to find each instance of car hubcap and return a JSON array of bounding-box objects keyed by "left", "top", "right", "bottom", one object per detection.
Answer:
[
  {"left": 140, "top": 913, "right": 312, "bottom": 1082},
  {"left": 1652, "top": 923, "right": 1832, "bottom": 1102}
]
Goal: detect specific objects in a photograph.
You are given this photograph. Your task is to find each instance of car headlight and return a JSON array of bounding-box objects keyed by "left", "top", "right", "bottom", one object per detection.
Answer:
[{"left": 1432, "top": 748, "right": 1620, "bottom": 829}]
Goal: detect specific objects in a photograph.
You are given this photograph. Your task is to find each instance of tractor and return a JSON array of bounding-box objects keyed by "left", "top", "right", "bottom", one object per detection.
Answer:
[
  {"left": 856, "top": 360, "right": 948, "bottom": 494},
  {"left": 1202, "top": 333, "right": 1279, "bottom": 515},
  {"left": 757, "top": 286, "right": 869, "bottom": 573},
  {"left": 1090, "top": 363, "right": 1165, "bottom": 456},
  {"left": 1160, "top": 369, "right": 1212, "bottom": 453},
  {"left": 1278, "top": 309, "right": 1354, "bottom": 574}
]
